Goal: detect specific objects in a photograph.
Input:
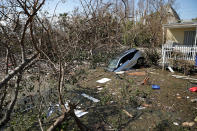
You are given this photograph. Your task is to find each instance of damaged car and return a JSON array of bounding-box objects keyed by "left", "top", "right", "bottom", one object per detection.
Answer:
[{"left": 107, "top": 48, "right": 144, "bottom": 72}]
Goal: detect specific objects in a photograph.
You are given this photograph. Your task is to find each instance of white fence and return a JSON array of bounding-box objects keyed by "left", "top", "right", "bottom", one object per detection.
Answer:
[{"left": 162, "top": 44, "right": 197, "bottom": 67}]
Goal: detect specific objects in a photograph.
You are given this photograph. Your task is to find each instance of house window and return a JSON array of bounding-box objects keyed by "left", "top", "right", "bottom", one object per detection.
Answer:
[{"left": 184, "top": 31, "right": 196, "bottom": 45}]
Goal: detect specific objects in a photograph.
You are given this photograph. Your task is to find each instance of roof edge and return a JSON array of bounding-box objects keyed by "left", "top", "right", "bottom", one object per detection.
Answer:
[{"left": 163, "top": 22, "right": 197, "bottom": 28}]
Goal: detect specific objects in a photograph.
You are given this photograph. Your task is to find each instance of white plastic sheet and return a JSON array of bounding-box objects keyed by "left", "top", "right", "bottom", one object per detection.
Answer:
[
  {"left": 81, "top": 93, "right": 100, "bottom": 103},
  {"left": 96, "top": 78, "right": 111, "bottom": 83}
]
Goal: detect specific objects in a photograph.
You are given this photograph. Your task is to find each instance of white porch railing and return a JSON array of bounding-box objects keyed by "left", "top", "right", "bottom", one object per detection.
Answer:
[{"left": 162, "top": 44, "right": 197, "bottom": 67}]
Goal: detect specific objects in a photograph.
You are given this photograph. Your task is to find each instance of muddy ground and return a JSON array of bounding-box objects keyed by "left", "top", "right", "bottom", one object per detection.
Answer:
[
  {"left": 74, "top": 67, "right": 197, "bottom": 130},
  {"left": 4, "top": 66, "right": 197, "bottom": 130}
]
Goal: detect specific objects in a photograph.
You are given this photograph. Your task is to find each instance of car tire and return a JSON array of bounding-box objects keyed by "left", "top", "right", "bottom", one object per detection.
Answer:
[{"left": 137, "top": 58, "right": 144, "bottom": 66}]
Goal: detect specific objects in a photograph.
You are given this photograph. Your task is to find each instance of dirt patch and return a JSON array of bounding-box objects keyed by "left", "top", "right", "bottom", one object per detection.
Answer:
[
  {"left": 7, "top": 67, "right": 197, "bottom": 130},
  {"left": 76, "top": 67, "right": 197, "bottom": 130}
]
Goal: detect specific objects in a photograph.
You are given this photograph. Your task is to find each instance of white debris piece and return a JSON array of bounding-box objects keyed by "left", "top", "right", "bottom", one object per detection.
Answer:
[
  {"left": 168, "top": 66, "right": 174, "bottom": 73},
  {"left": 172, "top": 75, "right": 197, "bottom": 81},
  {"left": 74, "top": 110, "right": 88, "bottom": 117},
  {"left": 173, "top": 122, "right": 179, "bottom": 126},
  {"left": 137, "top": 106, "right": 146, "bottom": 110},
  {"left": 96, "top": 78, "right": 111, "bottom": 84},
  {"left": 48, "top": 103, "right": 88, "bottom": 118},
  {"left": 97, "top": 87, "right": 103, "bottom": 91},
  {"left": 81, "top": 93, "right": 100, "bottom": 103},
  {"left": 115, "top": 71, "right": 124, "bottom": 74}
]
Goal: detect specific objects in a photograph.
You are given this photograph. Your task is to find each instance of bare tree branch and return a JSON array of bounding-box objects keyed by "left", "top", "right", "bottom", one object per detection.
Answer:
[
  {"left": 0, "top": 53, "right": 39, "bottom": 89},
  {"left": 0, "top": 72, "right": 22, "bottom": 127}
]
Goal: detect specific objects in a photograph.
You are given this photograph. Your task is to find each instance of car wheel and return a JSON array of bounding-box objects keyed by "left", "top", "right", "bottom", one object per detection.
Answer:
[{"left": 137, "top": 58, "right": 144, "bottom": 66}]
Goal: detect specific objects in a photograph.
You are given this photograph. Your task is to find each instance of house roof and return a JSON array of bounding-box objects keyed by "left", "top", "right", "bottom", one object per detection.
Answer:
[
  {"left": 168, "top": 5, "right": 180, "bottom": 21},
  {"left": 163, "top": 22, "right": 197, "bottom": 28}
]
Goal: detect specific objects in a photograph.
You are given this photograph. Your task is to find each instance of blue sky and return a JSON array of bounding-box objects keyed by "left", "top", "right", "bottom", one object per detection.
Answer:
[
  {"left": 43, "top": 0, "right": 197, "bottom": 20},
  {"left": 176, "top": 0, "right": 197, "bottom": 20}
]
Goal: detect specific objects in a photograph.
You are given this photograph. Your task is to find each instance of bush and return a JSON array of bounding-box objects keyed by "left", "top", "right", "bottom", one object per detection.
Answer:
[
  {"left": 144, "top": 49, "right": 161, "bottom": 67},
  {"left": 169, "top": 51, "right": 195, "bottom": 75}
]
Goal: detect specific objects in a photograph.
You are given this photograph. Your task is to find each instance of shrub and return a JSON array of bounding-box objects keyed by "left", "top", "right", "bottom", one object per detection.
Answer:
[
  {"left": 169, "top": 51, "right": 195, "bottom": 75},
  {"left": 144, "top": 49, "right": 160, "bottom": 67}
]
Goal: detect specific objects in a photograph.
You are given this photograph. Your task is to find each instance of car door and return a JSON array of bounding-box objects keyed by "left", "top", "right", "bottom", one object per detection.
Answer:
[
  {"left": 115, "top": 52, "right": 135, "bottom": 71},
  {"left": 124, "top": 50, "right": 140, "bottom": 68}
]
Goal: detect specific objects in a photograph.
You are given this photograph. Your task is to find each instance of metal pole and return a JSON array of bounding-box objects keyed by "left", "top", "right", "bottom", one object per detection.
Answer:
[{"left": 195, "top": 26, "right": 197, "bottom": 46}]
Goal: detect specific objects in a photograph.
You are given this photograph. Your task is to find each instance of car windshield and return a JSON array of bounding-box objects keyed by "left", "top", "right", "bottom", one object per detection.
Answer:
[{"left": 108, "top": 58, "right": 119, "bottom": 69}]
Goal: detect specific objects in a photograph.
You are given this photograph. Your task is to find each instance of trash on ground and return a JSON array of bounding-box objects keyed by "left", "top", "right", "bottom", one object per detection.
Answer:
[
  {"left": 186, "top": 96, "right": 190, "bottom": 99},
  {"left": 189, "top": 87, "right": 197, "bottom": 92},
  {"left": 127, "top": 71, "right": 146, "bottom": 76},
  {"left": 96, "top": 78, "right": 111, "bottom": 84},
  {"left": 112, "top": 92, "right": 116, "bottom": 95},
  {"left": 97, "top": 87, "right": 103, "bottom": 91},
  {"left": 74, "top": 110, "right": 88, "bottom": 117},
  {"left": 137, "top": 106, "right": 146, "bottom": 110},
  {"left": 168, "top": 66, "right": 174, "bottom": 73},
  {"left": 172, "top": 75, "right": 197, "bottom": 81},
  {"left": 81, "top": 93, "right": 100, "bottom": 103},
  {"left": 142, "top": 103, "right": 152, "bottom": 107},
  {"left": 191, "top": 98, "right": 197, "bottom": 103},
  {"left": 182, "top": 122, "right": 195, "bottom": 127},
  {"left": 141, "top": 76, "right": 149, "bottom": 85},
  {"left": 152, "top": 85, "right": 160, "bottom": 89},
  {"left": 47, "top": 103, "right": 88, "bottom": 118},
  {"left": 122, "top": 109, "right": 133, "bottom": 118},
  {"left": 177, "top": 96, "right": 182, "bottom": 99},
  {"left": 115, "top": 71, "right": 125, "bottom": 74},
  {"left": 172, "top": 75, "right": 186, "bottom": 79},
  {"left": 173, "top": 122, "right": 179, "bottom": 126}
]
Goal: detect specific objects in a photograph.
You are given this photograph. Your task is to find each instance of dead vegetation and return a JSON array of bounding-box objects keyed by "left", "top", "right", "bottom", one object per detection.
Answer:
[
  {"left": 169, "top": 51, "right": 196, "bottom": 75},
  {"left": 1, "top": 0, "right": 196, "bottom": 130}
]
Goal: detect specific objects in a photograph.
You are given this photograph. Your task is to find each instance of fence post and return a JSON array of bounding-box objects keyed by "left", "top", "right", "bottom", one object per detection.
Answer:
[{"left": 162, "top": 45, "right": 165, "bottom": 70}]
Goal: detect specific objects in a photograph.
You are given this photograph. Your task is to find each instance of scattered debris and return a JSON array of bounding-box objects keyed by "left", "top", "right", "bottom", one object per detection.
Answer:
[
  {"left": 186, "top": 96, "right": 190, "bottom": 99},
  {"left": 122, "top": 109, "right": 133, "bottom": 118},
  {"left": 168, "top": 66, "right": 174, "bottom": 73},
  {"left": 137, "top": 106, "right": 146, "bottom": 110},
  {"left": 97, "top": 87, "right": 103, "bottom": 91},
  {"left": 47, "top": 103, "right": 88, "bottom": 118},
  {"left": 182, "top": 122, "right": 195, "bottom": 127},
  {"left": 74, "top": 110, "right": 88, "bottom": 117},
  {"left": 142, "top": 103, "right": 152, "bottom": 107},
  {"left": 127, "top": 71, "right": 146, "bottom": 76},
  {"left": 173, "top": 122, "right": 179, "bottom": 126},
  {"left": 115, "top": 71, "right": 124, "bottom": 74},
  {"left": 85, "top": 73, "right": 105, "bottom": 82},
  {"left": 189, "top": 87, "right": 197, "bottom": 92},
  {"left": 96, "top": 78, "right": 111, "bottom": 84},
  {"left": 141, "top": 76, "right": 149, "bottom": 85},
  {"left": 152, "top": 85, "right": 160, "bottom": 90},
  {"left": 81, "top": 93, "right": 100, "bottom": 103},
  {"left": 112, "top": 92, "right": 116, "bottom": 95},
  {"left": 177, "top": 96, "right": 182, "bottom": 99},
  {"left": 191, "top": 98, "right": 197, "bottom": 103},
  {"left": 172, "top": 75, "right": 186, "bottom": 79},
  {"left": 172, "top": 75, "right": 197, "bottom": 81},
  {"left": 110, "top": 101, "right": 114, "bottom": 103}
]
